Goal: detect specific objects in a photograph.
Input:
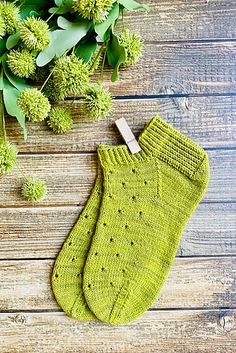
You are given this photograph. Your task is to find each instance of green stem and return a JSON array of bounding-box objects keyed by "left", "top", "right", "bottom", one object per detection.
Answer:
[
  {"left": 89, "top": 42, "right": 105, "bottom": 74},
  {"left": 0, "top": 90, "right": 6, "bottom": 143},
  {"left": 16, "top": 161, "right": 27, "bottom": 179},
  {"left": 46, "top": 7, "right": 60, "bottom": 23},
  {"left": 99, "top": 44, "right": 107, "bottom": 84},
  {"left": 40, "top": 66, "right": 55, "bottom": 92}
]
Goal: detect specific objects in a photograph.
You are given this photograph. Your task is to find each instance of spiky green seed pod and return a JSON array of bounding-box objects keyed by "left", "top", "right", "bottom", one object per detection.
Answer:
[
  {"left": 52, "top": 54, "right": 90, "bottom": 99},
  {"left": 22, "top": 177, "right": 47, "bottom": 202},
  {"left": 0, "top": 15, "right": 6, "bottom": 38},
  {"left": 0, "top": 141, "right": 17, "bottom": 174},
  {"left": 119, "top": 29, "right": 142, "bottom": 66},
  {"left": 7, "top": 49, "right": 36, "bottom": 78},
  {"left": 73, "top": 0, "right": 112, "bottom": 23},
  {"left": 48, "top": 108, "right": 72, "bottom": 134},
  {"left": 44, "top": 79, "right": 63, "bottom": 102},
  {"left": 17, "top": 88, "right": 51, "bottom": 122},
  {"left": 19, "top": 17, "right": 50, "bottom": 51},
  {"left": 30, "top": 65, "right": 49, "bottom": 81},
  {"left": 0, "top": 1, "right": 19, "bottom": 34},
  {"left": 83, "top": 85, "right": 113, "bottom": 121}
]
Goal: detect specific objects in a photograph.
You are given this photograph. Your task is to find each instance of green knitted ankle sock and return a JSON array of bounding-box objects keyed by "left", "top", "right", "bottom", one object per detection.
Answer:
[
  {"left": 51, "top": 166, "right": 102, "bottom": 320},
  {"left": 83, "top": 115, "right": 210, "bottom": 324}
]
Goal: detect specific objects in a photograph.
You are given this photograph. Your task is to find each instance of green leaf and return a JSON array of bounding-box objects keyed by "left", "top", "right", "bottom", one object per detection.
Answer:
[
  {"left": 36, "top": 22, "right": 91, "bottom": 67},
  {"left": 55, "top": 0, "right": 63, "bottom": 5},
  {"left": 76, "top": 41, "right": 98, "bottom": 63},
  {"left": 57, "top": 16, "right": 75, "bottom": 29},
  {"left": 118, "top": 0, "right": 149, "bottom": 11},
  {"left": 6, "top": 31, "right": 20, "bottom": 50},
  {"left": 0, "top": 70, "right": 4, "bottom": 90},
  {"left": 0, "top": 38, "right": 6, "bottom": 56},
  {"left": 49, "top": 6, "right": 68, "bottom": 14},
  {"left": 107, "top": 33, "right": 126, "bottom": 82},
  {"left": 3, "top": 80, "right": 27, "bottom": 141},
  {"left": 2, "top": 55, "right": 31, "bottom": 92},
  {"left": 49, "top": 0, "right": 73, "bottom": 14},
  {"left": 95, "top": 2, "right": 119, "bottom": 41}
]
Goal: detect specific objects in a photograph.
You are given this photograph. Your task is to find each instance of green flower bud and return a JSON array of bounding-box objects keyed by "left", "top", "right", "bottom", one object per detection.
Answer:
[
  {"left": 0, "top": 15, "right": 6, "bottom": 38},
  {"left": 19, "top": 17, "right": 50, "bottom": 51},
  {"left": 119, "top": 29, "right": 142, "bottom": 66},
  {"left": 52, "top": 54, "right": 90, "bottom": 99},
  {"left": 73, "top": 0, "right": 112, "bottom": 23},
  {"left": 48, "top": 108, "right": 72, "bottom": 134},
  {"left": 22, "top": 177, "right": 47, "bottom": 202},
  {"left": 0, "top": 1, "right": 19, "bottom": 34},
  {"left": 0, "top": 141, "right": 17, "bottom": 174},
  {"left": 18, "top": 88, "right": 51, "bottom": 122},
  {"left": 83, "top": 85, "right": 113, "bottom": 121},
  {"left": 7, "top": 49, "right": 36, "bottom": 78}
]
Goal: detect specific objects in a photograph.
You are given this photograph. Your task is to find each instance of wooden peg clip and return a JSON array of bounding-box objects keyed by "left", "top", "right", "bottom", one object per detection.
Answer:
[{"left": 115, "top": 118, "right": 141, "bottom": 154}]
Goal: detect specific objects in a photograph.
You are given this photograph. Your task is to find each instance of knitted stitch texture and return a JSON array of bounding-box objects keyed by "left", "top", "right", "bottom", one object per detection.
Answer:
[
  {"left": 51, "top": 166, "right": 102, "bottom": 320},
  {"left": 51, "top": 120, "right": 156, "bottom": 320},
  {"left": 83, "top": 115, "right": 210, "bottom": 324}
]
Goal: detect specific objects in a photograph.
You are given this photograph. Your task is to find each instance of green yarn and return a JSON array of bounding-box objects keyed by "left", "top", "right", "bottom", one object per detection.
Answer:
[
  {"left": 52, "top": 115, "right": 209, "bottom": 324},
  {"left": 52, "top": 168, "right": 102, "bottom": 320}
]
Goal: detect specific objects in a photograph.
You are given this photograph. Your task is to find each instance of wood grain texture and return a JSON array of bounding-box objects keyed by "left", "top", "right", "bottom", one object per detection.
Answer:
[
  {"left": 6, "top": 96, "right": 236, "bottom": 152},
  {"left": 101, "top": 42, "right": 236, "bottom": 96},
  {"left": 0, "top": 149, "right": 235, "bottom": 207},
  {"left": 0, "top": 203, "right": 235, "bottom": 259},
  {"left": 122, "top": 0, "right": 236, "bottom": 41},
  {"left": 0, "top": 257, "right": 235, "bottom": 311},
  {"left": 0, "top": 310, "right": 235, "bottom": 353},
  {"left": 1, "top": 1, "right": 236, "bottom": 350}
]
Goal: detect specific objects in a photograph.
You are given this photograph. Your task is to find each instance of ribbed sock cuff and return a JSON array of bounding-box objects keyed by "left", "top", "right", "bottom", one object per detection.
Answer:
[
  {"left": 98, "top": 144, "right": 151, "bottom": 168},
  {"left": 98, "top": 115, "right": 207, "bottom": 178},
  {"left": 139, "top": 115, "right": 206, "bottom": 178}
]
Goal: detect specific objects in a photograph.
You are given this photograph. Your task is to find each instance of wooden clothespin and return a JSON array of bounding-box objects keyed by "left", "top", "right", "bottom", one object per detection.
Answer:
[{"left": 115, "top": 118, "right": 141, "bottom": 154}]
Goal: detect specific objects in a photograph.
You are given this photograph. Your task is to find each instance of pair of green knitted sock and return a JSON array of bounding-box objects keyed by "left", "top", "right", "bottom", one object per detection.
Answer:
[{"left": 52, "top": 115, "right": 209, "bottom": 324}]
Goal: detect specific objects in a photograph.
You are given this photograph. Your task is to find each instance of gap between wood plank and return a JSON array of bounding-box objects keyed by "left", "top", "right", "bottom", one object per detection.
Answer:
[
  {"left": 63, "top": 92, "right": 236, "bottom": 101},
  {"left": 0, "top": 307, "right": 235, "bottom": 314},
  {"left": 0, "top": 255, "right": 234, "bottom": 262}
]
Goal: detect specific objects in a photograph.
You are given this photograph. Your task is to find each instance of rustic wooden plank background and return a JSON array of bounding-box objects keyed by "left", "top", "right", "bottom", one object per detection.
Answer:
[{"left": 0, "top": 1, "right": 236, "bottom": 352}]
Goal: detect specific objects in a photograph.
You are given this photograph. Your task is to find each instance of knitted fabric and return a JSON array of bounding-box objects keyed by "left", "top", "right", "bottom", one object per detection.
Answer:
[
  {"left": 51, "top": 166, "right": 102, "bottom": 320},
  {"left": 83, "top": 115, "right": 209, "bottom": 324}
]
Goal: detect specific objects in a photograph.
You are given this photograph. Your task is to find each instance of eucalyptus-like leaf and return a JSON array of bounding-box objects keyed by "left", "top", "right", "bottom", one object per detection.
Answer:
[
  {"left": 76, "top": 41, "right": 98, "bottom": 63},
  {"left": 0, "top": 70, "right": 4, "bottom": 90},
  {"left": 57, "top": 16, "right": 75, "bottom": 29},
  {"left": 36, "top": 22, "right": 90, "bottom": 67},
  {"left": 49, "top": 0, "right": 73, "bottom": 14},
  {"left": 3, "top": 79, "right": 27, "bottom": 141},
  {"left": 107, "top": 33, "right": 126, "bottom": 82},
  {"left": 49, "top": 6, "right": 69, "bottom": 15},
  {"left": 6, "top": 31, "right": 20, "bottom": 50},
  {"left": 95, "top": 2, "right": 120, "bottom": 41},
  {"left": 118, "top": 0, "right": 149, "bottom": 11}
]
